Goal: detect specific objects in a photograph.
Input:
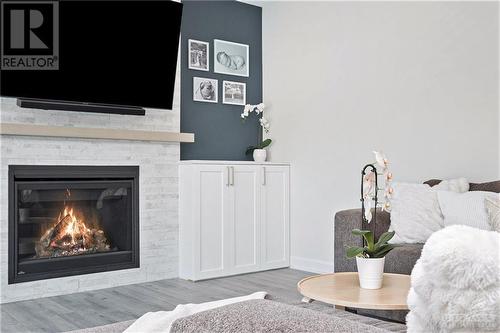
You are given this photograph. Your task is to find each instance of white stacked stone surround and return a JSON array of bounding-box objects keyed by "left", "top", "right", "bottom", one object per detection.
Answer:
[{"left": 0, "top": 69, "right": 181, "bottom": 303}]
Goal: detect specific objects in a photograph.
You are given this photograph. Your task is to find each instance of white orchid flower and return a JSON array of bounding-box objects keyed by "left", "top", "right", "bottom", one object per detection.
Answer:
[
  {"left": 360, "top": 151, "right": 394, "bottom": 219},
  {"left": 242, "top": 102, "right": 271, "bottom": 134},
  {"left": 362, "top": 170, "right": 376, "bottom": 199},
  {"left": 373, "top": 151, "right": 389, "bottom": 170},
  {"left": 384, "top": 186, "right": 394, "bottom": 199},
  {"left": 242, "top": 104, "right": 253, "bottom": 117},
  {"left": 364, "top": 199, "right": 373, "bottom": 223},
  {"left": 241, "top": 105, "right": 255, "bottom": 119},
  {"left": 384, "top": 170, "right": 393, "bottom": 182},
  {"left": 259, "top": 117, "right": 270, "bottom": 133}
]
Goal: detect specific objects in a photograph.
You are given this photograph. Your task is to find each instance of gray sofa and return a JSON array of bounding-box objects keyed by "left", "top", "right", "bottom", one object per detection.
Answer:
[
  {"left": 334, "top": 179, "right": 500, "bottom": 275},
  {"left": 334, "top": 179, "right": 500, "bottom": 322},
  {"left": 334, "top": 208, "right": 423, "bottom": 275}
]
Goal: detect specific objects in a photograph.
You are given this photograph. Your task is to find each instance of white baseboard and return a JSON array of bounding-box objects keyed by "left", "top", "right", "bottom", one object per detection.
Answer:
[{"left": 290, "top": 256, "right": 334, "bottom": 274}]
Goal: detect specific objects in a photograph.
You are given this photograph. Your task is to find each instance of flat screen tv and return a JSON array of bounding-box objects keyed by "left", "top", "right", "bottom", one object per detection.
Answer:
[{"left": 0, "top": 0, "right": 183, "bottom": 115}]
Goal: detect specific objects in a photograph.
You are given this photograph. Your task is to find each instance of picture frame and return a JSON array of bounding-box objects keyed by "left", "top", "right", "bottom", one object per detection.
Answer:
[
  {"left": 188, "top": 39, "right": 209, "bottom": 71},
  {"left": 193, "top": 77, "right": 218, "bottom": 103},
  {"left": 222, "top": 80, "right": 246, "bottom": 106},
  {"left": 214, "top": 39, "right": 249, "bottom": 77}
]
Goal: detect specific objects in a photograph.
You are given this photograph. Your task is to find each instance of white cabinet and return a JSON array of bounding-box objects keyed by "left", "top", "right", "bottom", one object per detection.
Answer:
[
  {"left": 260, "top": 166, "right": 290, "bottom": 270},
  {"left": 194, "top": 165, "right": 229, "bottom": 279},
  {"left": 229, "top": 165, "right": 261, "bottom": 275},
  {"left": 179, "top": 161, "right": 290, "bottom": 281}
]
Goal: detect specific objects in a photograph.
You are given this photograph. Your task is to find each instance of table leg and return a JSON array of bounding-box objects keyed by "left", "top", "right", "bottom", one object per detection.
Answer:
[
  {"left": 334, "top": 305, "right": 345, "bottom": 310},
  {"left": 301, "top": 297, "right": 313, "bottom": 303}
]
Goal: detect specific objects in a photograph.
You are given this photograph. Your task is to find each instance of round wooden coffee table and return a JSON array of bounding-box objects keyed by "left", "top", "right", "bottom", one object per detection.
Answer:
[{"left": 297, "top": 272, "right": 410, "bottom": 310}]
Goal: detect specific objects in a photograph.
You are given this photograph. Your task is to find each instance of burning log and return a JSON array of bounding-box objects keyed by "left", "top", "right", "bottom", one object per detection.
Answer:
[
  {"left": 47, "top": 214, "right": 72, "bottom": 245},
  {"left": 35, "top": 207, "right": 110, "bottom": 258}
]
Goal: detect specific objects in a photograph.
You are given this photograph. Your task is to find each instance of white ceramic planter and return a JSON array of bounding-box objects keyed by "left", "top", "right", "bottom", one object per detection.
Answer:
[
  {"left": 253, "top": 149, "right": 267, "bottom": 162},
  {"left": 356, "top": 257, "right": 385, "bottom": 289}
]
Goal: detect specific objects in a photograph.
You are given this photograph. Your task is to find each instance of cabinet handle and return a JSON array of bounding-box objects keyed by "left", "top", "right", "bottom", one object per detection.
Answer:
[
  {"left": 227, "top": 166, "right": 230, "bottom": 186},
  {"left": 230, "top": 166, "right": 234, "bottom": 186},
  {"left": 262, "top": 167, "right": 266, "bottom": 185}
]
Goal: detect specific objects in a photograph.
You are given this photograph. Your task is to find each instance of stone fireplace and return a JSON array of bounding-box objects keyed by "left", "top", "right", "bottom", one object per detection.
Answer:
[
  {"left": 1, "top": 92, "right": 181, "bottom": 303},
  {"left": 9, "top": 165, "right": 139, "bottom": 284}
]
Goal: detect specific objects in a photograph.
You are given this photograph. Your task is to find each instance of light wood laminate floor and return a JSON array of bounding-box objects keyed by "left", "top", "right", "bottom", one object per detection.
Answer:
[{"left": 1, "top": 268, "right": 312, "bottom": 333}]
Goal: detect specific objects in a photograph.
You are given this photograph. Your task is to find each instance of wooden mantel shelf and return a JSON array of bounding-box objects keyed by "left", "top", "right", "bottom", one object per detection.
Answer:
[{"left": 0, "top": 123, "right": 194, "bottom": 143}]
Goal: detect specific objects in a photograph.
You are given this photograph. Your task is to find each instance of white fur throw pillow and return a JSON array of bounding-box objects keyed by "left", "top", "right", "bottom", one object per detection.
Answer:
[
  {"left": 388, "top": 179, "right": 469, "bottom": 244},
  {"left": 437, "top": 191, "right": 496, "bottom": 231},
  {"left": 485, "top": 196, "right": 500, "bottom": 232},
  {"left": 406, "top": 225, "right": 499, "bottom": 332}
]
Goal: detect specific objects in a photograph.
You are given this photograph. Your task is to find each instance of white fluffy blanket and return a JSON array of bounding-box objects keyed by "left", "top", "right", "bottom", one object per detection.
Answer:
[
  {"left": 123, "top": 291, "right": 267, "bottom": 333},
  {"left": 407, "top": 225, "right": 500, "bottom": 332}
]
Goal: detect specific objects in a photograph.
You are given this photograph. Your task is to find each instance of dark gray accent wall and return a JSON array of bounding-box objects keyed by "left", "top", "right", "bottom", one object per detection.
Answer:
[{"left": 180, "top": 0, "right": 262, "bottom": 161}]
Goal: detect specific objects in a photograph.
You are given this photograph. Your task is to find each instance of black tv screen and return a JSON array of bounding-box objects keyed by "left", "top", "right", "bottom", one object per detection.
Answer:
[{"left": 0, "top": 0, "right": 182, "bottom": 110}]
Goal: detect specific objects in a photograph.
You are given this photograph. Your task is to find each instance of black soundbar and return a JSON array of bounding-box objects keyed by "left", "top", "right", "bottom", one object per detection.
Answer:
[{"left": 16, "top": 98, "right": 146, "bottom": 116}]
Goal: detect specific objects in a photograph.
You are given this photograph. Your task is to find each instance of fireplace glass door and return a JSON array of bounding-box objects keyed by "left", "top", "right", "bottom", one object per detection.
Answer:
[{"left": 9, "top": 166, "right": 139, "bottom": 283}]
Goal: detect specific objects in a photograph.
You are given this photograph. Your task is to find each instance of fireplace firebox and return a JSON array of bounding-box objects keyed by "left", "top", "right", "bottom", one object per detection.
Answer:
[{"left": 8, "top": 166, "right": 139, "bottom": 284}]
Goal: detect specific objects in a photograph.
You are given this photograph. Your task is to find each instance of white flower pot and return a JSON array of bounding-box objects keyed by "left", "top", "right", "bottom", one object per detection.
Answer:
[
  {"left": 356, "top": 257, "right": 385, "bottom": 289},
  {"left": 253, "top": 149, "right": 267, "bottom": 162}
]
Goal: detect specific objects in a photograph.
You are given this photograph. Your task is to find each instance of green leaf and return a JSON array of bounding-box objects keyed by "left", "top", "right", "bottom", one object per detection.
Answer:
[
  {"left": 351, "top": 229, "right": 371, "bottom": 236},
  {"left": 371, "top": 244, "right": 397, "bottom": 258},
  {"left": 245, "top": 145, "right": 257, "bottom": 155},
  {"left": 352, "top": 229, "right": 374, "bottom": 250},
  {"left": 258, "top": 139, "right": 272, "bottom": 149},
  {"left": 346, "top": 246, "right": 366, "bottom": 258},
  {"left": 374, "top": 231, "right": 395, "bottom": 248}
]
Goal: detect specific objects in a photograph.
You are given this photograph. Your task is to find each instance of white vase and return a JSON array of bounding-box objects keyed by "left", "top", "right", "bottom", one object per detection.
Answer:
[
  {"left": 253, "top": 149, "right": 267, "bottom": 162},
  {"left": 356, "top": 257, "right": 385, "bottom": 289}
]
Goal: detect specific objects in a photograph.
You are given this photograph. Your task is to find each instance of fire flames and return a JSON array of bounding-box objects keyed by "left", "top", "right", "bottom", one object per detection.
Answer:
[
  {"left": 52, "top": 206, "right": 91, "bottom": 250},
  {"left": 35, "top": 202, "right": 110, "bottom": 258}
]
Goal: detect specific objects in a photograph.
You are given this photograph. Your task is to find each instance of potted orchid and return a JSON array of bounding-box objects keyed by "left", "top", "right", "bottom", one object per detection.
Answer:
[
  {"left": 241, "top": 103, "right": 271, "bottom": 162},
  {"left": 346, "top": 151, "right": 396, "bottom": 289}
]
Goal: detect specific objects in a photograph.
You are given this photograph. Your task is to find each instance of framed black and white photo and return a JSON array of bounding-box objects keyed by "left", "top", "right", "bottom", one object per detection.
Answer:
[
  {"left": 214, "top": 39, "right": 249, "bottom": 77},
  {"left": 188, "top": 39, "right": 209, "bottom": 71},
  {"left": 193, "top": 77, "right": 218, "bottom": 103},
  {"left": 223, "top": 81, "right": 246, "bottom": 106}
]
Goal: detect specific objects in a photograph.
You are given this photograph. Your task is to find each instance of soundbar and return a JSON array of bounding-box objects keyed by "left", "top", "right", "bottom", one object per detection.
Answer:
[{"left": 16, "top": 98, "right": 146, "bottom": 116}]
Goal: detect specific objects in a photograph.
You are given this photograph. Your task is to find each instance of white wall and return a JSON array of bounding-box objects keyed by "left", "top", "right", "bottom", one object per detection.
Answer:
[{"left": 259, "top": 1, "right": 499, "bottom": 273}]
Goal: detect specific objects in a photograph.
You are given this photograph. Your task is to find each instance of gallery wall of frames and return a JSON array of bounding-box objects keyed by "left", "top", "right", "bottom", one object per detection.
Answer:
[{"left": 180, "top": 0, "right": 262, "bottom": 161}]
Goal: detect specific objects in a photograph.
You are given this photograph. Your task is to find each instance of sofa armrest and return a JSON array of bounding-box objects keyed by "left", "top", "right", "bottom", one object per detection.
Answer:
[
  {"left": 334, "top": 208, "right": 392, "bottom": 272},
  {"left": 334, "top": 209, "right": 363, "bottom": 272}
]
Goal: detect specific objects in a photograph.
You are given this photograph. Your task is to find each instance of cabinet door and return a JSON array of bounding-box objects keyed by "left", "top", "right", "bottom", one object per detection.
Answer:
[
  {"left": 193, "top": 165, "right": 230, "bottom": 279},
  {"left": 228, "top": 165, "right": 261, "bottom": 274},
  {"left": 260, "top": 166, "right": 290, "bottom": 269}
]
